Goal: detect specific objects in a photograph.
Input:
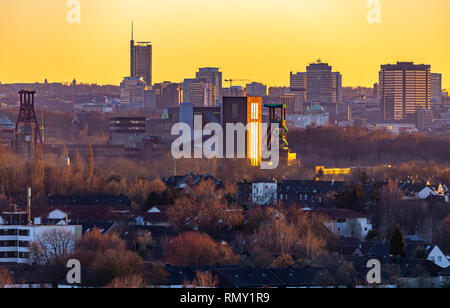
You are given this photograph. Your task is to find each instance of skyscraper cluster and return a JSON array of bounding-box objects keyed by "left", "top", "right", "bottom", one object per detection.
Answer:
[{"left": 119, "top": 24, "right": 446, "bottom": 131}]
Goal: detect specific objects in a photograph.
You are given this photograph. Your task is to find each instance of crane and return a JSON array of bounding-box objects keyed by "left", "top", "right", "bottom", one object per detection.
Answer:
[{"left": 224, "top": 79, "right": 250, "bottom": 87}]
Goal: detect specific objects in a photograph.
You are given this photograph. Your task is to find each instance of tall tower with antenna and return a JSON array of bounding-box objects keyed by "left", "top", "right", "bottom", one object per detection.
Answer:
[
  {"left": 15, "top": 90, "right": 42, "bottom": 160},
  {"left": 130, "top": 21, "right": 135, "bottom": 78},
  {"left": 130, "top": 22, "right": 153, "bottom": 85}
]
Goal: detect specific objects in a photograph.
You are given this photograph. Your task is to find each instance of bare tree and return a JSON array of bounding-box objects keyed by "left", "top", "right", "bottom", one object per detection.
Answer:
[
  {"left": 107, "top": 275, "right": 144, "bottom": 288},
  {"left": 193, "top": 271, "right": 219, "bottom": 288},
  {"left": 31, "top": 228, "right": 76, "bottom": 265},
  {"left": 0, "top": 267, "right": 13, "bottom": 288}
]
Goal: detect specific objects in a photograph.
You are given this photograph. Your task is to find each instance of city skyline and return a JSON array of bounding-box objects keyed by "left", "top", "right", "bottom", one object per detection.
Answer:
[{"left": 0, "top": 0, "right": 450, "bottom": 89}]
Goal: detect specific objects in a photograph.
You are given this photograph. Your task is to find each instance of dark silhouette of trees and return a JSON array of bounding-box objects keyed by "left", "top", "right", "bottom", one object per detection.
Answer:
[
  {"left": 445, "top": 214, "right": 450, "bottom": 233},
  {"left": 167, "top": 180, "right": 243, "bottom": 235},
  {"left": 74, "top": 228, "right": 144, "bottom": 287},
  {"left": 335, "top": 183, "right": 367, "bottom": 213},
  {"left": 390, "top": 225, "right": 406, "bottom": 257}
]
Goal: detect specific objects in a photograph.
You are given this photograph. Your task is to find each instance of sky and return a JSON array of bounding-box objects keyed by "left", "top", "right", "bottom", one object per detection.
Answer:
[{"left": 0, "top": 0, "right": 449, "bottom": 88}]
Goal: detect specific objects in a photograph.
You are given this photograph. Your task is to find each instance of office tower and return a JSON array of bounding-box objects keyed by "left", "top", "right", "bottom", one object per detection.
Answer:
[
  {"left": 183, "top": 79, "right": 215, "bottom": 107},
  {"left": 120, "top": 77, "right": 145, "bottom": 110},
  {"left": 305, "top": 61, "right": 342, "bottom": 104},
  {"left": 246, "top": 82, "right": 267, "bottom": 97},
  {"left": 153, "top": 82, "right": 181, "bottom": 110},
  {"left": 290, "top": 72, "right": 307, "bottom": 106},
  {"left": 196, "top": 67, "right": 222, "bottom": 105},
  {"left": 379, "top": 62, "right": 431, "bottom": 121},
  {"left": 334, "top": 72, "right": 342, "bottom": 103},
  {"left": 431, "top": 73, "right": 442, "bottom": 105},
  {"left": 222, "top": 97, "right": 262, "bottom": 166},
  {"left": 290, "top": 72, "right": 307, "bottom": 93},
  {"left": 130, "top": 23, "right": 152, "bottom": 85}
]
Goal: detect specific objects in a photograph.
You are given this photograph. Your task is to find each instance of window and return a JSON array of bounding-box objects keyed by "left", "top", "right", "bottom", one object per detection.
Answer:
[
  {"left": 304, "top": 194, "right": 308, "bottom": 201},
  {"left": 299, "top": 194, "right": 303, "bottom": 201},
  {"left": 18, "top": 229, "right": 30, "bottom": 236}
]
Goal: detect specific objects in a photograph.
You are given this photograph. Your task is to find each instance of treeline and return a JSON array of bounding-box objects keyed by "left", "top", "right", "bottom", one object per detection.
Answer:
[
  {"left": 1, "top": 109, "right": 109, "bottom": 144},
  {"left": 289, "top": 126, "right": 450, "bottom": 167}
]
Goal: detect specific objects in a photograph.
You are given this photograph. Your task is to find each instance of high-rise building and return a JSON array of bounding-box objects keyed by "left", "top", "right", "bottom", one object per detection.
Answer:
[
  {"left": 431, "top": 73, "right": 442, "bottom": 105},
  {"left": 305, "top": 61, "right": 342, "bottom": 104},
  {"left": 379, "top": 62, "right": 431, "bottom": 121},
  {"left": 246, "top": 82, "right": 267, "bottom": 97},
  {"left": 222, "top": 96, "right": 262, "bottom": 166},
  {"left": 120, "top": 77, "right": 145, "bottom": 110},
  {"left": 130, "top": 23, "right": 152, "bottom": 85},
  {"left": 291, "top": 62, "right": 342, "bottom": 104},
  {"left": 290, "top": 72, "right": 307, "bottom": 93},
  {"left": 196, "top": 68, "right": 222, "bottom": 105},
  {"left": 182, "top": 79, "right": 215, "bottom": 107},
  {"left": 153, "top": 82, "right": 181, "bottom": 110}
]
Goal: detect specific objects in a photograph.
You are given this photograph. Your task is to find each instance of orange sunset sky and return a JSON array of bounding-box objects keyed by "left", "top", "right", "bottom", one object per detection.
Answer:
[{"left": 0, "top": 0, "right": 449, "bottom": 88}]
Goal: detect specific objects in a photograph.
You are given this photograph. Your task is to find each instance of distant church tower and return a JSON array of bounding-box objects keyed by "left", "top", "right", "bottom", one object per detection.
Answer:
[{"left": 15, "top": 90, "right": 42, "bottom": 160}]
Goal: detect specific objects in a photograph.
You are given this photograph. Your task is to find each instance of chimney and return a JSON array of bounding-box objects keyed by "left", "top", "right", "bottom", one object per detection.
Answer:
[{"left": 27, "top": 187, "right": 31, "bottom": 225}]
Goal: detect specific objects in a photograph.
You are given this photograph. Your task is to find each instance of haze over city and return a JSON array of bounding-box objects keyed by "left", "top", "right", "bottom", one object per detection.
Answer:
[{"left": 1, "top": 0, "right": 449, "bottom": 88}]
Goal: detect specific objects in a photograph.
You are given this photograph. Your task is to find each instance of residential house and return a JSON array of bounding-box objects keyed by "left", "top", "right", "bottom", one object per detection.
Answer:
[
  {"left": 278, "top": 180, "right": 345, "bottom": 208},
  {"left": 427, "top": 246, "right": 450, "bottom": 269},
  {"left": 398, "top": 179, "right": 448, "bottom": 200},
  {"left": 312, "top": 208, "right": 373, "bottom": 239}
]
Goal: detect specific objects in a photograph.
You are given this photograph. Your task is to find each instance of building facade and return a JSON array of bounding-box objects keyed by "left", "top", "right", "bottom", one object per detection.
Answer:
[
  {"left": 246, "top": 82, "right": 267, "bottom": 97},
  {"left": 0, "top": 211, "right": 81, "bottom": 264},
  {"left": 431, "top": 73, "right": 442, "bottom": 106},
  {"left": 120, "top": 77, "right": 145, "bottom": 110},
  {"left": 109, "top": 117, "right": 146, "bottom": 148},
  {"left": 195, "top": 67, "right": 222, "bottom": 105},
  {"left": 183, "top": 79, "right": 215, "bottom": 107},
  {"left": 130, "top": 26, "right": 152, "bottom": 85},
  {"left": 379, "top": 62, "right": 431, "bottom": 121},
  {"left": 305, "top": 62, "right": 342, "bottom": 104},
  {"left": 222, "top": 96, "right": 262, "bottom": 165}
]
